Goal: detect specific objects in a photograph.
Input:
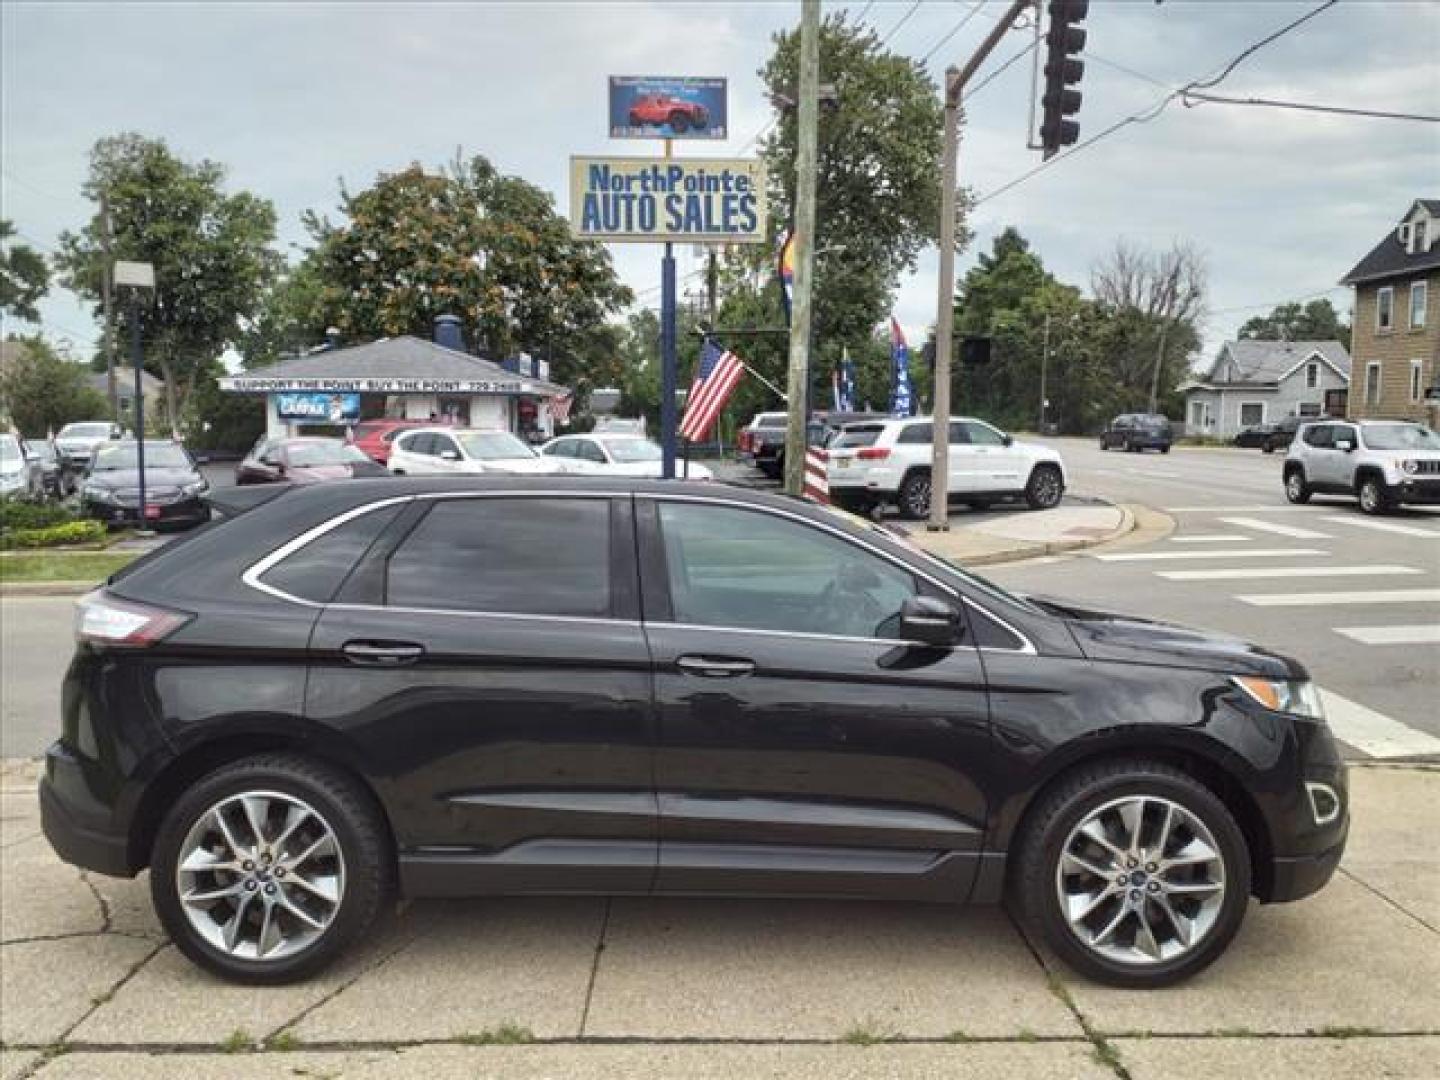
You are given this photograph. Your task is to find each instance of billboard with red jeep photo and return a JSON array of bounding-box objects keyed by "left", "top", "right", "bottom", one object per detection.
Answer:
[{"left": 609, "top": 76, "right": 727, "bottom": 140}]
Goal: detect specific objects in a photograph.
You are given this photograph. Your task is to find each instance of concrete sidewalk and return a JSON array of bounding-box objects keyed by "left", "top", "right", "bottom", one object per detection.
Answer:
[
  {"left": 2, "top": 760, "right": 1435, "bottom": 1079},
  {"left": 904, "top": 500, "right": 1140, "bottom": 566}
]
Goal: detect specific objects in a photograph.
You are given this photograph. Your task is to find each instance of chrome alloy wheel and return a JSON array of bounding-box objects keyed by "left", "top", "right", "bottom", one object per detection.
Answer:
[
  {"left": 1032, "top": 469, "right": 1063, "bottom": 508},
  {"left": 1055, "top": 796, "right": 1226, "bottom": 966},
  {"left": 176, "top": 791, "right": 346, "bottom": 962}
]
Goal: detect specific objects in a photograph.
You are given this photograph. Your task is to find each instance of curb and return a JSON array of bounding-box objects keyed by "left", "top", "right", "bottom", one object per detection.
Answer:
[
  {"left": 950, "top": 499, "right": 1138, "bottom": 568},
  {"left": 0, "top": 581, "right": 94, "bottom": 598}
]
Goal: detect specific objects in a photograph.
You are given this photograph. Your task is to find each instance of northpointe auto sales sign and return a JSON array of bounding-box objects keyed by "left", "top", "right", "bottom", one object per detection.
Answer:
[{"left": 569, "top": 157, "right": 766, "bottom": 243}]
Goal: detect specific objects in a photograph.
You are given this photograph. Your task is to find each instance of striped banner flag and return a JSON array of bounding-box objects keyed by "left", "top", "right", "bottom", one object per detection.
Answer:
[
  {"left": 679, "top": 339, "right": 745, "bottom": 443},
  {"left": 547, "top": 393, "right": 574, "bottom": 424}
]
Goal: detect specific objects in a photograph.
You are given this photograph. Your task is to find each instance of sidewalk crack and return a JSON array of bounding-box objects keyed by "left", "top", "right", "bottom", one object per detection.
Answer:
[
  {"left": 577, "top": 897, "right": 612, "bottom": 1039},
  {"left": 56, "top": 940, "right": 168, "bottom": 1044},
  {"left": 79, "top": 872, "right": 113, "bottom": 933},
  {"left": 1339, "top": 866, "right": 1438, "bottom": 936}
]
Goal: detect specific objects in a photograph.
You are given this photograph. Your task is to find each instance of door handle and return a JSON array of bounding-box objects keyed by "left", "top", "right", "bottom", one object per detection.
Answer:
[
  {"left": 676, "top": 655, "right": 755, "bottom": 678},
  {"left": 342, "top": 641, "right": 425, "bottom": 667}
]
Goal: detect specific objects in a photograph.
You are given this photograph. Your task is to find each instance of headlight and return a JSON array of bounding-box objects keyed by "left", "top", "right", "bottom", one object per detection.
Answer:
[
  {"left": 1232, "top": 676, "right": 1325, "bottom": 720},
  {"left": 182, "top": 479, "right": 209, "bottom": 496},
  {"left": 82, "top": 484, "right": 115, "bottom": 502},
  {"left": 1399, "top": 459, "right": 1418, "bottom": 475}
]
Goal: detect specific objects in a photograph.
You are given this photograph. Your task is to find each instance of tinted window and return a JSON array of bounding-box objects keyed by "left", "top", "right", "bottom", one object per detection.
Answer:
[
  {"left": 260, "top": 503, "right": 403, "bottom": 603},
  {"left": 576, "top": 441, "right": 608, "bottom": 463},
  {"left": 399, "top": 432, "right": 434, "bottom": 455},
  {"left": 431, "top": 434, "right": 461, "bottom": 457},
  {"left": 1331, "top": 424, "right": 1357, "bottom": 446},
  {"left": 966, "top": 603, "right": 1025, "bottom": 651},
  {"left": 897, "top": 422, "right": 932, "bottom": 445},
  {"left": 92, "top": 444, "right": 192, "bottom": 470},
  {"left": 1302, "top": 425, "right": 1332, "bottom": 449},
  {"left": 656, "top": 502, "right": 916, "bottom": 640},
  {"left": 544, "top": 439, "right": 576, "bottom": 458},
  {"left": 832, "top": 425, "right": 884, "bottom": 449},
  {"left": 962, "top": 421, "right": 1006, "bottom": 446},
  {"left": 386, "top": 498, "right": 611, "bottom": 617}
]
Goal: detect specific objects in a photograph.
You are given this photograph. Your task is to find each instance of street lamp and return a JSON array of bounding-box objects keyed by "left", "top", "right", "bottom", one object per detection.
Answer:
[{"left": 113, "top": 261, "right": 155, "bottom": 535}]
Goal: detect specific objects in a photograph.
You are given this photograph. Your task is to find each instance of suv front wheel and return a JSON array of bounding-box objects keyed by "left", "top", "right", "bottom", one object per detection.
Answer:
[
  {"left": 1025, "top": 464, "right": 1064, "bottom": 510},
  {"left": 1283, "top": 467, "right": 1311, "bottom": 504},
  {"left": 1357, "top": 473, "right": 1393, "bottom": 516}
]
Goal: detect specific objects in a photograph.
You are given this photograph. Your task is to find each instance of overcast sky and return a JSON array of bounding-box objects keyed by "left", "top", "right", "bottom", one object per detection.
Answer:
[{"left": 3, "top": 0, "right": 1436, "bottom": 371}]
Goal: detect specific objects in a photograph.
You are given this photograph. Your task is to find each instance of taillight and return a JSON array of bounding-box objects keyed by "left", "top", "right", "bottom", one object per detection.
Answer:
[
  {"left": 75, "top": 590, "right": 190, "bottom": 648},
  {"left": 857, "top": 447, "right": 891, "bottom": 460}
]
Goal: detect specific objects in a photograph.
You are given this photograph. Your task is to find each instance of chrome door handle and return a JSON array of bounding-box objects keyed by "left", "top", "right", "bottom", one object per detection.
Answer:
[
  {"left": 676, "top": 655, "right": 755, "bottom": 678},
  {"left": 342, "top": 641, "right": 425, "bottom": 667}
]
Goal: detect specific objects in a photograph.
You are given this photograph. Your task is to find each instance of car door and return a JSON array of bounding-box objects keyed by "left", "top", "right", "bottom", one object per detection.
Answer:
[
  {"left": 305, "top": 492, "right": 657, "bottom": 895},
  {"left": 638, "top": 495, "right": 993, "bottom": 901},
  {"left": 1299, "top": 424, "right": 1339, "bottom": 488},
  {"left": 960, "top": 420, "right": 1021, "bottom": 492},
  {"left": 391, "top": 432, "right": 435, "bottom": 474},
  {"left": 1327, "top": 423, "right": 1361, "bottom": 490},
  {"left": 429, "top": 432, "right": 465, "bottom": 473}
]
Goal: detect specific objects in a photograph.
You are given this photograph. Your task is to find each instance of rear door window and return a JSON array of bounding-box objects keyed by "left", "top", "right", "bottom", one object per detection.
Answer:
[
  {"left": 1302, "top": 425, "right": 1332, "bottom": 449},
  {"left": 385, "top": 498, "right": 612, "bottom": 617},
  {"left": 257, "top": 503, "right": 405, "bottom": 604}
]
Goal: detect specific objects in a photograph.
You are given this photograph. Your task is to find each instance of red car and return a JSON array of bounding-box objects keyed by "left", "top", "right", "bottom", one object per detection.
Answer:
[
  {"left": 628, "top": 94, "right": 709, "bottom": 133},
  {"left": 350, "top": 419, "right": 428, "bottom": 465}
]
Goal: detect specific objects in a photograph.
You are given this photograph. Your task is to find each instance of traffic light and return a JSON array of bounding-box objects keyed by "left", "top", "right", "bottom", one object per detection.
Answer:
[
  {"left": 960, "top": 336, "right": 991, "bottom": 366},
  {"left": 1041, "top": 0, "right": 1088, "bottom": 160}
]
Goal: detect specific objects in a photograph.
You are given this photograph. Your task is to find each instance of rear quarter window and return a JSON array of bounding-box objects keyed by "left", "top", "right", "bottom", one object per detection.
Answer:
[{"left": 257, "top": 503, "right": 405, "bottom": 603}]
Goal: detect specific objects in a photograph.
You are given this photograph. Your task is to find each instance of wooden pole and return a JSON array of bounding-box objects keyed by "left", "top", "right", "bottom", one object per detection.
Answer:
[{"left": 783, "top": 0, "right": 821, "bottom": 497}]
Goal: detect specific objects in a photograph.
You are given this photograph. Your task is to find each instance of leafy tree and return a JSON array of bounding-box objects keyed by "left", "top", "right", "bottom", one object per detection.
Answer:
[
  {"left": 746, "top": 10, "right": 971, "bottom": 358},
  {"left": 183, "top": 358, "right": 264, "bottom": 455},
  {"left": 54, "top": 133, "right": 281, "bottom": 434},
  {"left": 293, "top": 154, "right": 632, "bottom": 391},
  {"left": 1238, "top": 298, "right": 1350, "bottom": 351},
  {"left": 0, "top": 221, "right": 50, "bottom": 323},
  {"left": 0, "top": 336, "right": 107, "bottom": 434}
]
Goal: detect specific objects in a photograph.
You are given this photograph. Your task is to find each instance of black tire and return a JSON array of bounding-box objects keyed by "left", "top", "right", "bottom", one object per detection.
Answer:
[
  {"left": 1262, "top": 440, "right": 1276, "bottom": 454},
  {"left": 1024, "top": 464, "right": 1064, "bottom": 510},
  {"left": 1283, "top": 466, "right": 1311, "bottom": 504},
  {"left": 150, "top": 753, "right": 392, "bottom": 985},
  {"left": 1159, "top": 445, "right": 1171, "bottom": 454},
  {"left": 831, "top": 490, "right": 874, "bottom": 515},
  {"left": 1011, "top": 759, "right": 1251, "bottom": 988},
  {"left": 1098, "top": 438, "right": 1109, "bottom": 451},
  {"left": 898, "top": 469, "right": 931, "bottom": 520},
  {"left": 669, "top": 112, "right": 690, "bottom": 133},
  {"left": 1357, "top": 474, "right": 1393, "bottom": 516}
]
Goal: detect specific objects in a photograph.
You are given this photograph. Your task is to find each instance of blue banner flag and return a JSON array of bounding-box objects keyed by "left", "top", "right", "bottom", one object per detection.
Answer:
[
  {"left": 840, "top": 347, "right": 857, "bottom": 412},
  {"left": 889, "top": 319, "right": 914, "bottom": 417}
]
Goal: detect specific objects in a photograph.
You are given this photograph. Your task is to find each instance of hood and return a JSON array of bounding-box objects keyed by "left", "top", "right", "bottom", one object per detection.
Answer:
[
  {"left": 56, "top": 437, "right": 104, "bottom": 452},
  {"left": 1027, "top": 594, "right": 1301, "bottom": 679},
  {"left": 603, "top": 460, "right": 712, "bottom": 479},
  {"left": 84, "top": 466, "right": 201, "bottom": 490},
  {"left": 469, "top": 456, "right": 570, "bottom": 475}
]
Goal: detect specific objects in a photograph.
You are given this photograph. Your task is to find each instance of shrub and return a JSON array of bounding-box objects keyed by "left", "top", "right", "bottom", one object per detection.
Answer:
[
  {"left": 1, "top": 520, "right": 107, "bottom": 549},
  {"left": 0, "top": 499, "right": 79, "bottom": 532}
]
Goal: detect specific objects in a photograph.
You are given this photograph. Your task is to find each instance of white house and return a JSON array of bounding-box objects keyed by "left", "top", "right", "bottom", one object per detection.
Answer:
[{"left": 1181, "top": 340, "right": 1351, "bottom": 437}]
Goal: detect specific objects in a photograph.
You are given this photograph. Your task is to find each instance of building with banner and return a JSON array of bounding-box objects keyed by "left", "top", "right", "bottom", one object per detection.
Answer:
[{"left": 218, "top": 316, "right": 570, "bottom": 441}]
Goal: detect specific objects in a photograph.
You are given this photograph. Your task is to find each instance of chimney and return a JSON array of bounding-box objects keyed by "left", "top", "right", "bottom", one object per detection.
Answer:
[{"left": 434, "top": 314, "right": 465, "bottom": 353}]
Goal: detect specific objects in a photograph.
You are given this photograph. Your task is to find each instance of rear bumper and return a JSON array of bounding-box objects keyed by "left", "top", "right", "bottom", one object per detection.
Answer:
[{"left": 39, "top": 743, "right": 135, "bottom": 878}]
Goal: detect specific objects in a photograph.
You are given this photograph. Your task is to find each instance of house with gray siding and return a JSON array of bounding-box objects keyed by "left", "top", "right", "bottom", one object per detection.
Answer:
[{"left": 1181, "top": 340, "right": 1351, "bottom": 438}]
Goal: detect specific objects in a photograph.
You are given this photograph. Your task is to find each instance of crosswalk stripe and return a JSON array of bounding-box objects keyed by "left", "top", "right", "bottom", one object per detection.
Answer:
[
  {"left": 1169, "top": 534, "right": 1253, "bottom": 543},
  {"left": 1237, "top": 588, "right": 1440, "bottom": 607},
  {"left": 1163, "top": 505, "right": 1330, "bottom": 513},
  {"left": 1158, "top": 565, "right": 1423, "bottom": 581},
  {"left": 1218, "top": 516, "right": 1332, "bottom": 539},
  {"left": 1334, "top": 625, "right": 1440, "bottom": 645},
  {"left": 1319, "top": 516, "right": 1440, "bottom": 539},
  {"left": 1318, "top": 688, "right": 1440, "bottom": 759},
  {"left": 1095, "top": 548, "right": 1326, "bottom": 562}
]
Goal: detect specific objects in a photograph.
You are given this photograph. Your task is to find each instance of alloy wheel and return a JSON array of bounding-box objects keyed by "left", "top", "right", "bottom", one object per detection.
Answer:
[
  {"left": 176, "top": 790, "right": 346, "bottom": 962},
  {"left": 1032, "top": 469, "right": 1062, "bottom": 508},
  {"left": 1055, "top": 795, "right": 1226, "bottom": 966},
  {"left": 903, "top": 474, "right": 931, "bottom": 518}
]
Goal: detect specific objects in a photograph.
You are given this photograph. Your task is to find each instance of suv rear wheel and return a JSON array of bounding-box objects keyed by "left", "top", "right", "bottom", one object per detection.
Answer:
[
  {"left": 1013, "top": 760, "right": 1250, "bottom": 988},
  {"left": 151, "top": 754, "right": 392, "bottom": 984},
  {"left": 898, "top": 469, "right": 931, "bottom": 520},
  {"left": 1025, "top": 464, "right": 1064, "bottom": 510},
  {"left": 1283, "top": 466, "right": 1311, "bottom": 504},
  {"left": 1357, "top": 473, "right": 1392, "bottom": 516}
]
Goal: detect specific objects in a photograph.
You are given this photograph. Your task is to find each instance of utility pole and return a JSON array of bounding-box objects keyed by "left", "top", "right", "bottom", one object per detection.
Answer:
[
  {"left": 930, "top": 0, "right": 1033, "bottom": 530},
  {"left": 1039, "top": 310, "right": 1051, "bottom": 432},
  {"left": 99, "top": 193, "right": 118, "bottom": 422},
  {"left": 1149, "top": 318, "right": 1169, "bottom": 415},
  {"left": 660, "top": 141, "right": 678, "bottom": 479},
  {"left": 783, "top": 0, "right": 821, "bottom": 497}
]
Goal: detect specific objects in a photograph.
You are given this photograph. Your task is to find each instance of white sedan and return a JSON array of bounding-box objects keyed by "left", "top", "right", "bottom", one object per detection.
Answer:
[
  {"left": 388, "top": 428, "right": 585, "bottom": 476},
  {"left": 540, "top": 433, "right": 713, "bottom": 480}
]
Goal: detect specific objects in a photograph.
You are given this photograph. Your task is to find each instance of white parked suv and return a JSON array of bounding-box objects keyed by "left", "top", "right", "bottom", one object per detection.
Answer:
[
  {"left": 1284, "top": 419, "right": 1440, "bottom": 514},
  {"left": 827, "top": 416, "right": 1067, "bottom": 518},
  {"left": 388, "top": 428, "right": 582, "bottom": 476}
]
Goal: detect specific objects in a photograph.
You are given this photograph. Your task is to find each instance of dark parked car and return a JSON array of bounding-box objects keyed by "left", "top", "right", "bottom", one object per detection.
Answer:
[
  {"left": 78, "top": 441, "right": 209, "bottom": 528},
  {"left": 1261, "top": 415, "right": 1304, "bottom": 453},
  {"left": 236, "top": 437, "right": 388, "bottom": 485},
  {"left": 1100, "top": 414, "right": 1173, "bottom": 453},
  {"left": 41, "top": 478, "right": 1347, "bottom": 987},
  {"left": 26, "top": 438, "right": 67, "bottom": 498},
  {"left": 1232, "top": 423, "right": 1278, "bottom": 449}
]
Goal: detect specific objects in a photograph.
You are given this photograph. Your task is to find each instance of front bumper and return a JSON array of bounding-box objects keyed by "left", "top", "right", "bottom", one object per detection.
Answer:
[
  {"left": 1267, "top": 831, "right": 1347, "bottom": 903},
  {"left": 1390, "top": 477, "right": 1440, "bottom": 505},
  {"left": 84, "top": 495, "right": 209, "bottom": 527}
]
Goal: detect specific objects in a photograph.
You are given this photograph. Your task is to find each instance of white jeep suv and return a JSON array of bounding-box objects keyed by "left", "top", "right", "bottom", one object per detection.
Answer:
[
  {"left": 1284, "top": 419, "right": 1440, "bottom": 514},
  {"left": 827, "top": 416, "right": 1067, "bottom": 518}
]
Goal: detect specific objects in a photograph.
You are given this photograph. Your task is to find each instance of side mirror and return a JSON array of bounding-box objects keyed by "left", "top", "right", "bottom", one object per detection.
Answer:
[
  {"left": 1001, "top": 434, "right": 1014, "bottom": 447},
  {"left": 1335, "top": 439, "right": 1354, "bottom": 452},
  {"left": 440, "top": 450, "right": 460, "bottom": 462},
  {"left": 899, "top": 596, "right": 962, "bottom": 647}
]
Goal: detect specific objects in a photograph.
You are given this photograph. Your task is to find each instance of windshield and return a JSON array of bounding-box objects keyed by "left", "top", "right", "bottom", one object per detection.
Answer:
[
  {"left": 458, "top": 432, "right": 535, "bottom": 460},
  {"left": 91, "top": 444, "right": 193, "bottom": 471},
  {"left": 604, "top": 438, "right": 661, "bottom": 463},
  {"left": 1362, "top": 424, "right": 1439, "bottom": 451},
  {"left": 753, "top": 413, "right": 786, "bottom": 429},
  {"left": 287, "top": 441, "right": 369, "bottom": 466},
  {"left": 0, "top": 436, "right": 21, "bottom": 463},
  {"left": 832, "top": 426, "right": 884, "bottom": 449},
  {"left": 60, "top": 423, "right": 111, "bottom": 439}
]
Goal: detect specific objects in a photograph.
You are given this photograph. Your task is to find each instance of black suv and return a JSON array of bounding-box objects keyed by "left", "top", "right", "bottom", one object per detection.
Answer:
[
  {"left": 41, "top": 478, "right": 1346, "bottom": 987},
  {"left": 1100, "top": 414, "right": 1173, "bottom": 453}
]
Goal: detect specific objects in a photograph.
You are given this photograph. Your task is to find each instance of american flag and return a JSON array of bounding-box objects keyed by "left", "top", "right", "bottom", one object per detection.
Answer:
[
  {"left": 547, "top": 393, "right": 574, "bottom": 424},
  {"left": 679, "top": 339, "right": 745, "bottom": 443}
]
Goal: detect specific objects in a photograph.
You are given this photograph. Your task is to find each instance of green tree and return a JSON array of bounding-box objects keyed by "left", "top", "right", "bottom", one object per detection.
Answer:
[
  {"left": 183, "top": 358, "right": 265, "bottom": 455},
  {"left": 1238, "top": 298, "right": 1350, "bottom": 351},
  {"left": 747, "top": 10, "right": 971, "bottom": 360},
  {"left": 295, "top": 154, "right": 632, "bottom": 391},
  {"left": 0, "top": 336, "right": 107, "bottom": 434},
  {"left": 0, "top": 221, "right": 50, "bottom": 323},
  {"left": 54, "top": 133, "right": 281, "bottom": 433}
]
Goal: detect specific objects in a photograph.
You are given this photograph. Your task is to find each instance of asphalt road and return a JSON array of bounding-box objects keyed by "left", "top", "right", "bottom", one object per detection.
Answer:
[{"left": 3, "top": 439, "right": 1436, "bottom": 759}]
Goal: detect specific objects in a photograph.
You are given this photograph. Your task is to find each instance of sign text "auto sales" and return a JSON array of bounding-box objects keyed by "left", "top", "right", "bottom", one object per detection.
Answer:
[{"left": 569, "top": 157, "right": 767, "bottom": 244}]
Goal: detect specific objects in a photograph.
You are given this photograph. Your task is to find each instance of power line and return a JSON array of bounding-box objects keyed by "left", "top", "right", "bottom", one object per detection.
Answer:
[
  {"left": 921, "top": 2, "right": 986, "bottom": 64},
  {"left": 1186, "top": 0, "right": 1340, "bottom": 94},
  {"left": 964, "top": 38, "right": 1038, "bottom": 100},
  {"left": 1208, "top": 287, "right": 1350, "bottom": 318},
  {"left": 855, "top": 1, "right": 876, "bottom": 23},
  {"left": 1183, "top": 90, "right": 1439, "bottom": 124},
  {"left": 1084, "top": 52, "right": 1172, "bottom": 91},
  {"left": 880, "top": 0, "right": 922, "bottom": 47}
]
